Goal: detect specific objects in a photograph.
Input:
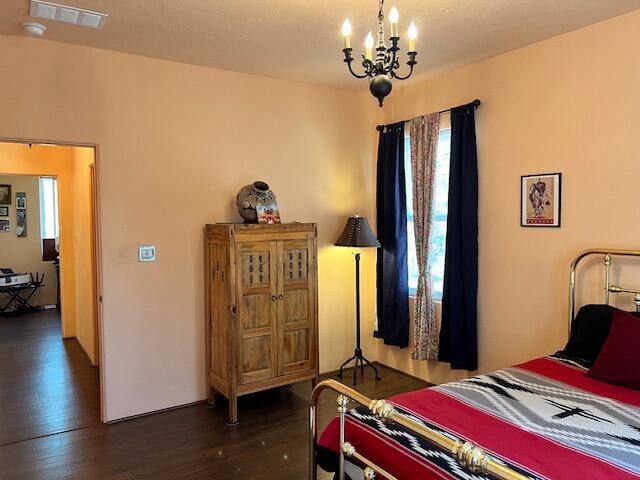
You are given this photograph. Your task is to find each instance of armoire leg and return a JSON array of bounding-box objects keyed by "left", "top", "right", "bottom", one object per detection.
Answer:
[{"left": 227, "top": 394, "right": 239, "bottom": 426}]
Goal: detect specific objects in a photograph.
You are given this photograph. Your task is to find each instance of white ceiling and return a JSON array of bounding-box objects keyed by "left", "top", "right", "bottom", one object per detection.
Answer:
[{"left": 2, "top": 0, "right": 640, "bottom": 88}]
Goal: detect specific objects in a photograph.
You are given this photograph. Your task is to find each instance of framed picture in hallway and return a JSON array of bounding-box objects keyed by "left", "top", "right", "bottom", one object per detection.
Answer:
[
  {"left": 0, "top": 206, "right": 8, "bottom": 216},
  {"left": 0, "top": 219, "right": 10, "bottom": 232},
  {"left": 16, "top": 192, "right": 26, "bottom": 210},
  {"left": 0, "top": 185, "right": 10, "bottom": 205},
  {"left": 520, "top": 173, "right": 562, "bottom": 227},
  {"left": 16, "top": 209, "right": 26, "bottom": 237}
]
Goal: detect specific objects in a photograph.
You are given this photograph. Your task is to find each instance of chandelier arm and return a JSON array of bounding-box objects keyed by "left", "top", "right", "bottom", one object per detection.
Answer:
[
  {"left": 346, "top": 60, "right": 372, "bottom": 79},
  {"left": 393, "top": 51, "right": 418, "bottom": 80},
  {"left": 392, "top": 63, "right": 415, "bottom": 81},
  {"left": 343, "top": 48, "right": 372, "bottom": 79}
]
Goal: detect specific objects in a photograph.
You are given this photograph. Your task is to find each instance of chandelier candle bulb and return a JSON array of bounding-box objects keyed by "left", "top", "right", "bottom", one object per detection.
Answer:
[
  {"left": 342, "top": 19, "right": 352, "bottom": 49},
  {"left": 408, "top": 22, "right": 417, "bottom": 51},
  {"left": 389, "top": 6, "right": 399, "bottom": 37},
  {"left": 365, "top": 32, "right": 374, "bottom": 60}
]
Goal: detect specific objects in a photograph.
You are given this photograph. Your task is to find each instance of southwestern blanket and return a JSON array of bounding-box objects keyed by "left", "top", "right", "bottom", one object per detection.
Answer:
[{"left": 318, "top": 355, "right": 640, "bottom": 479}]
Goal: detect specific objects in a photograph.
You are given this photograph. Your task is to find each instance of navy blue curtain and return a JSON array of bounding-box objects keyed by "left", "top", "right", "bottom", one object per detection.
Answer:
[
  {"left": 438, "top": 103, "right": 479, "bottom": 370},
  {"left": 375, "top": 122, "right": 409, "bottom": 348}
]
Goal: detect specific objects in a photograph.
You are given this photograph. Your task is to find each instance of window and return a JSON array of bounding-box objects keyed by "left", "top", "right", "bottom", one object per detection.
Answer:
[
  {"left": 39, "top": 176, "right": 59, "bottom": 240},
  {"left": 405, "top": 128, "right": 451, "bottom": 300}
]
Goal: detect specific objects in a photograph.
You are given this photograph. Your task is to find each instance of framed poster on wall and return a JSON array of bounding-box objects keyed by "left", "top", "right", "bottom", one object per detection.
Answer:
[{"left": 520, "top": 173, "right": 562, "bottom": 227}]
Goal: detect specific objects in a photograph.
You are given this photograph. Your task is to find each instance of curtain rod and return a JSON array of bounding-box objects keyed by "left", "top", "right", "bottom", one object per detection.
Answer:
[{"left": 376, "top": 98, "right": 481, "bottom": 132}]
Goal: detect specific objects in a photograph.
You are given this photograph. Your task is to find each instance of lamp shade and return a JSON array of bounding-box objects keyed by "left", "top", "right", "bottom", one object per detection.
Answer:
[{"left": 334, "top": 216, "right": 380, "bottom": 248}]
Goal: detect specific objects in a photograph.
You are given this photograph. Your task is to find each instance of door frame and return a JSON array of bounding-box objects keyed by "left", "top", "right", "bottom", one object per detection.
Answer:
[
  {"left": 89, "top": 163, "right": 100, "bottom": 365},
  {"left": 0, "top": 135, "right": 105, "bottom": 422}
]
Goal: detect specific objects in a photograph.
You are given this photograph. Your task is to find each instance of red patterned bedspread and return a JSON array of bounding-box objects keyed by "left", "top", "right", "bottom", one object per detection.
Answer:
[{"left": 318, "top": 355, "right": 640, "bottom": 479}]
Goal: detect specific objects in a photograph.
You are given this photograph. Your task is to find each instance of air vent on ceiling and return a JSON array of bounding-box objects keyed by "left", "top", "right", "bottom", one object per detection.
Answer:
[{"left": 30, "top": 0, "right": 108, "bottom": 29}]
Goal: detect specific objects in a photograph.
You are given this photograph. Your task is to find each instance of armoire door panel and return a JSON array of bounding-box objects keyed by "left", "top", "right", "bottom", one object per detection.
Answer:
[
  {"left": 240, "top": 293, "right": 272, "bottom": 330},
  {"left": 283, "top": 289, "right": 308, "bottom": 324},
  {"left": 283, "top": 248, "right": 308, "bottom": 285},
  {"left": 277, "top": 239, "right": 315, "bottom": 376},
  {"left": 236, "top": 241, "right": 278, "bottom": 384},
  {"left": 240, "top": 335, "right": 273, "bottom": 381},
  {"left": 240, "top": 247, "right": 271, "bottom": 289},
  {"left": 283, "top": 328, "right": 310, "bottom": 369}
]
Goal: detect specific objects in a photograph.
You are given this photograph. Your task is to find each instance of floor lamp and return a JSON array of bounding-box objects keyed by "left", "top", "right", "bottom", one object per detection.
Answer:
[{"left": 335, "top": 215, "right": 381, "bottom": 385}]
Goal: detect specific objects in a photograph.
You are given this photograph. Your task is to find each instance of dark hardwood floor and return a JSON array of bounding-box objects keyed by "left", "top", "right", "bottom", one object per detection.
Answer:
[
  {"left": 0, "top": 311, "right": 427, "bottom": 479},
  {"left": 0, "top": 310, "right": 100, "bottom": 446}
]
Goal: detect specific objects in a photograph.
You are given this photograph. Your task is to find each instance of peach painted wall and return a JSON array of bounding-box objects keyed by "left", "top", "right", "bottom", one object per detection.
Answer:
[
  {"left": 365, "top": 9, "right": 640, "bottom": 384},
  {"left": 71, "top": 147, "right": 98, "bottom": 365},
  {"left": 0, "top": 35, "right": 376, "bottom": 421}
]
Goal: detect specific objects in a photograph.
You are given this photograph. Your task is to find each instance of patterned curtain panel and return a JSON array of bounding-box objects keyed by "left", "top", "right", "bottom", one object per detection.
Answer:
[{"left": 409, "top": 112, "right": 440, "bottom": 360}]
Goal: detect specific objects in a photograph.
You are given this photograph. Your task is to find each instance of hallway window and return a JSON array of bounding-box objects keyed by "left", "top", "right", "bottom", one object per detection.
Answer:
[{"left": 39, "top": 176, "right": 59, "bottom": 240}]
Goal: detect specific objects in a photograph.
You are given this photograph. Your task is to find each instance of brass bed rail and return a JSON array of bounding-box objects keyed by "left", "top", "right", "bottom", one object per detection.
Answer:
[
  {"left": 309, "top": 379, "right": 528, "bottom": 480},
  {"left": 569, "top": 249, "right": 640, "bottom": 334}
]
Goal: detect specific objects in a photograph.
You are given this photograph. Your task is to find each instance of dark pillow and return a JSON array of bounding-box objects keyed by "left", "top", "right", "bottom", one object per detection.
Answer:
[
  {"left": 587, "top": 311, "right": 640, "bottom": 389},
  {"left": 561, "top": 304, "right": 640, "bottom": 364},
  {"left": 561, "top": 304, "right": 617, "bottom": 363}
]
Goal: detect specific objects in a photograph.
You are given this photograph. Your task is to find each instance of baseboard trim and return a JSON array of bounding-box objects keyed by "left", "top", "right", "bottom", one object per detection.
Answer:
[
  {"left": 321, "top": 361, "right": 433, "bottom": 386},
  {"left": 107, "top": 364, "right": 428, "bottom": 424},
  {"left": 69, "top": 336, "right": 98, "bottom": 368},
  {"left": 106, "top": 399, "right": 207, "bottom": 424},
  {"left": 372, "top": 361, "right": 433, "bottom": 386},
  {"left": 319, "top": 367, "right": 344, "bottom": 378}
]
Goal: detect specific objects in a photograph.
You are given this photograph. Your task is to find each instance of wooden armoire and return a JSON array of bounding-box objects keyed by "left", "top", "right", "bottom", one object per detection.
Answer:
[{"left": 204, "top": 223, "right": 319, "bottom": 424}]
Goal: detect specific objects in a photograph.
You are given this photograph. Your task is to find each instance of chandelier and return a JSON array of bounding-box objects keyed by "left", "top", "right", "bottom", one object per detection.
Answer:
[{"left": 341, "top": 0, "right": 418, "bottom": 107}]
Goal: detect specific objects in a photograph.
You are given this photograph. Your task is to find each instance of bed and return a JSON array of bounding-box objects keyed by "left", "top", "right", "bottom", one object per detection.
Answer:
[{"left": 310, "top": 249, "right": 640, "bottom": 480}]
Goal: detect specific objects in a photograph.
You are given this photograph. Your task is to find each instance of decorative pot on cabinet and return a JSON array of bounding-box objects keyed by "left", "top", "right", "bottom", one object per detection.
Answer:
[{"left": 236, "top": 181, "right": 276, "bottom": 223}]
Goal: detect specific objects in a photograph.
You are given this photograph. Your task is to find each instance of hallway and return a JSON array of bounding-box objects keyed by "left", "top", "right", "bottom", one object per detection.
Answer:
[{"left": 0, "top": 310, "right": 100, "bottom": 446}]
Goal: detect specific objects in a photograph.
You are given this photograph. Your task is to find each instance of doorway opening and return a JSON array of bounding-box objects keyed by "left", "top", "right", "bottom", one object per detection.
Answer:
[{"left": 0, "top": 139, "right": 103, "bottom": 445}]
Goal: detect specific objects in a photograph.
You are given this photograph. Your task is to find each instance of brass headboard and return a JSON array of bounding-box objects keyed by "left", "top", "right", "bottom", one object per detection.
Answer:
[{"left": 569, "top": 248, "right": 640, "bottom": 334}]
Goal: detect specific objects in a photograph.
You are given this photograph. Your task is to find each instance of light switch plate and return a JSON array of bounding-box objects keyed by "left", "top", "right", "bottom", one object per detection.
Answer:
[{"left": 138, "top": 245, "right": 156, "bottom": 262}]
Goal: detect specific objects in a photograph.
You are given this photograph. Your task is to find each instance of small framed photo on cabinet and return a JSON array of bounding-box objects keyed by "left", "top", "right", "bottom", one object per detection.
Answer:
[
  {"left": 256, "top": 203, "right": 281, "bottom": 224},
  {"left": 521, "top": 173, "right": 562, "bottom": 227}
]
